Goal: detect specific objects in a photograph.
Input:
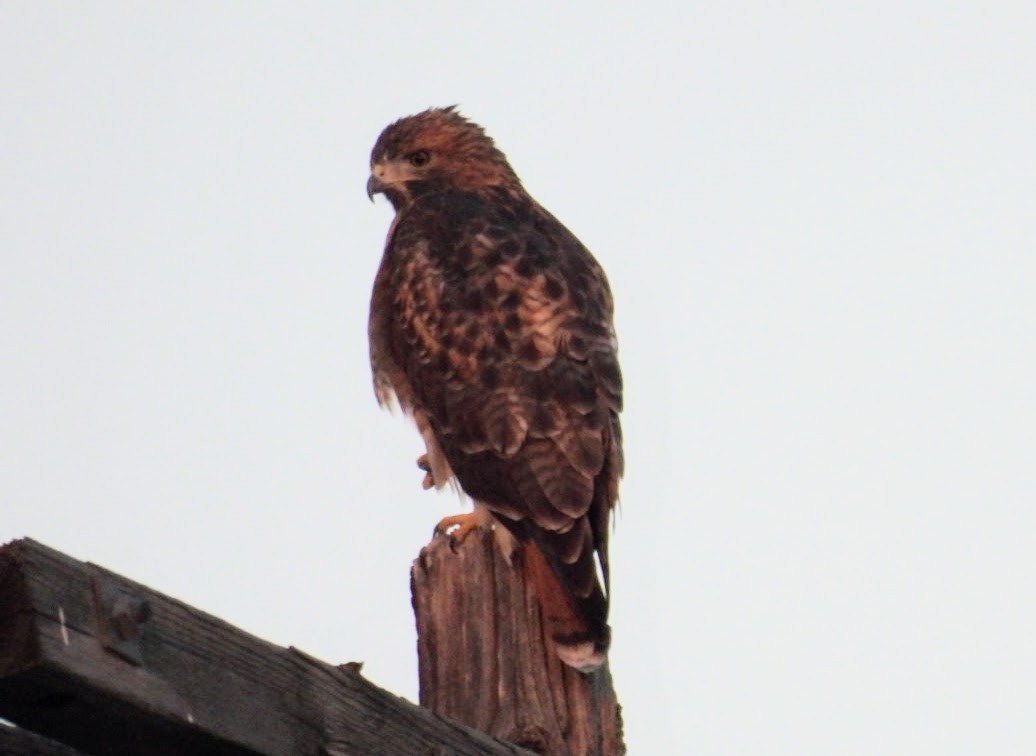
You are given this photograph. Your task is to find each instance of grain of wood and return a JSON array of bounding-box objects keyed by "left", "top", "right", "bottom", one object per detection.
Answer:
[
  {"left": 0, "top": 538, "right": 533, "bottom": 756},
  {"left": 412, "top": 527, "right": 625, "bottom": 756}
]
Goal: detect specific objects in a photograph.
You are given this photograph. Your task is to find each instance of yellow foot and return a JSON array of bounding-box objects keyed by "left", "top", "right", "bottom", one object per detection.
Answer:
[
  {"left": 434, "top": 512, "right": 482, "bottom": 552},
  {"left": 416, "top": 454, "right": 434, "bottom": 490}
]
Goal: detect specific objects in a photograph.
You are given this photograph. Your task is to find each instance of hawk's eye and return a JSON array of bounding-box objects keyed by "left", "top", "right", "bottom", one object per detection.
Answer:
[{"left": 408, "top": 150, "right": 431, "bottom": 167}]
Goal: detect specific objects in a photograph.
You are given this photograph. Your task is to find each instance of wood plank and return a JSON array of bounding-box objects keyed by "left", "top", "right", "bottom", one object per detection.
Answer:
[
  {"left": 0, "top": 538, "right": 532, "bottom": 755},
  {"left": 0, "top": 720, "right": 87, "bottom": 755},
  {"left": 412, "top": 527, "right": 625, "bottom": 755}
]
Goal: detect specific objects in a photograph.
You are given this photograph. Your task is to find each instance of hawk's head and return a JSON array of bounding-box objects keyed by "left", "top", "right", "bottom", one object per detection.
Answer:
[{"left": 367, "top": 106, "right": 521, "bottom": 210}]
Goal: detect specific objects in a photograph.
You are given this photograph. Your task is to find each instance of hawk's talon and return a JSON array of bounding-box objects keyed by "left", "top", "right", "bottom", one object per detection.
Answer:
[
  {"left": 417, "top": 454, "right": 434, "bottom": 490},
  {"left": 434, "top": 512, "right": 482, "bottom": 549}
]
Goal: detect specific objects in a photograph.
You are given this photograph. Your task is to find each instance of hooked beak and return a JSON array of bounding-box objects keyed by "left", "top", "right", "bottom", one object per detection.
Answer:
[{"left": 366, "top": 173, "right": 386, "bottom": 202}]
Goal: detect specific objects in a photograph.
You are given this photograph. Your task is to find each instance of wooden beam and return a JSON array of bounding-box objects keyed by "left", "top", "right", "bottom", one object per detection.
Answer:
[
  {"left": 0, "top": 720, "right": 87, "bottom": 755},
  {"left": 0, "top": 538, "right": 532, "bottom": 755},
  {"left": 411, "top": 527, "right": 625, "bottom": 755}
]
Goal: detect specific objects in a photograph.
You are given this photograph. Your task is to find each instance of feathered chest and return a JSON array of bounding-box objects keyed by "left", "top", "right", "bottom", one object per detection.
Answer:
[{"left": 369, "top": 192, "right": 617, "bottom": 425}]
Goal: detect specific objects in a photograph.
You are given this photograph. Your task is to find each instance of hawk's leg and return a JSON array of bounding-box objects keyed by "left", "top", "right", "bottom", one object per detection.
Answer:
[{"left": 416, "top": 454, "right": 434, "bottom": 490}]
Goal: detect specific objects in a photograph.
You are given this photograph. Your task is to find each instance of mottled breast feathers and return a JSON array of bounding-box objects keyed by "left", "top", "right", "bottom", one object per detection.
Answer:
[{"left": 374, "top": 189, "right": 621, "bottom": 527}]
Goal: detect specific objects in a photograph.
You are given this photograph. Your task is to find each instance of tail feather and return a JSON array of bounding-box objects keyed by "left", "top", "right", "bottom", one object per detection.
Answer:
[{"left": 521, "top": 533, "right": 609, "bottom": 672}]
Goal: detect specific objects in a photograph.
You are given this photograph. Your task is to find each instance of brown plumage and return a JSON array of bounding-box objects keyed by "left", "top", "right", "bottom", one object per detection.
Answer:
[{"left": 366, "top": 107, "right": 623, "bottom": 671}]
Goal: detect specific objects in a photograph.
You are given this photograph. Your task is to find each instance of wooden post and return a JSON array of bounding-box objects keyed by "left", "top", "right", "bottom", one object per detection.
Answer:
[{"left": 411, "top": 527, "right": 625, "bottom": 756}]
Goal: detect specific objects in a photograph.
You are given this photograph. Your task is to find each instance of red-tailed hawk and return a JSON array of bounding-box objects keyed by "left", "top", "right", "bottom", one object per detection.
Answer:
[{"left": 366, "top": 107, "right": 623, "bottom": 671}]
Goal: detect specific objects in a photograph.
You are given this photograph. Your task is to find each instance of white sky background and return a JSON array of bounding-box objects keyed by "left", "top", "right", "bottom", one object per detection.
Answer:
[{"left": 2, "top": 3, "right": 1034, "bottom": 753}]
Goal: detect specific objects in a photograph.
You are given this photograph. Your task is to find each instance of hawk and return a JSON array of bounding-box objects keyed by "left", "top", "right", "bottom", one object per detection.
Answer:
[{"left": 366, "top": 107, "right": 623, "bottom": 671}]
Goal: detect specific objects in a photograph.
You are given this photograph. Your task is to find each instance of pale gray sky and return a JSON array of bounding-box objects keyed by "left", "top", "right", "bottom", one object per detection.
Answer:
[{"left": 2, "top": 3, "right": 1034, "bottom": 753}]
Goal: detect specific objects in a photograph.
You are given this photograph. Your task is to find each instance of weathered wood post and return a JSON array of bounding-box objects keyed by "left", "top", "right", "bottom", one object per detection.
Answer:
[{"left": 411, "top": 527, "right": 625, "bottom": 756}]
